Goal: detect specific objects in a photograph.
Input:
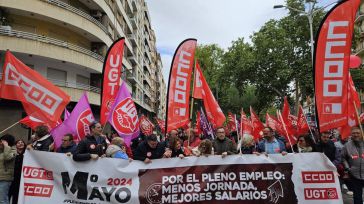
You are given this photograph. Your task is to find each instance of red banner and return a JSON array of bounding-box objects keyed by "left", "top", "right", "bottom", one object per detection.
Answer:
[
  {"left": 100, "top": 38, "right": 125, "bottom": 125},
  {"left": 20, "top": 116, "right": 46, "bottom": 130},
  {"left": 0, "top": 51, "right": 70, "bottom": 124},
  {"left": 315, "top": 0, "right": 360, "bottom": 132},
  {"left": 197, "top": 63, "right": 226, "bottom": 127},
  {"left": 166, "top": 39, "right": 197, "bottom": 132}
]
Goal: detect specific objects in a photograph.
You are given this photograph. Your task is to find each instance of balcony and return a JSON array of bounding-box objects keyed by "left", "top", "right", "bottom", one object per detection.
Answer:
[
  {"left": 130, "top": 17, "right": 138, "bottom": 30},
  {"left": 128, "top": 55, "right": 138, "bottom": 66},
  {"left": 0, "top": 0, "right": 113, "bottom": 46},
  {"left": 0, "top": 27, "right": 104, "bottom": 71},
  {"left": 47, "top": 78, "right": 101, "bottom": 93},
  {"left": 127, "top": 34, "right": 137, "bottom": 46},
  {"left": 42, "top": 0, "right": 110, "bottom": 36},
  {"left": 126, "top": 70, "right": 138, "bottom": 83}
]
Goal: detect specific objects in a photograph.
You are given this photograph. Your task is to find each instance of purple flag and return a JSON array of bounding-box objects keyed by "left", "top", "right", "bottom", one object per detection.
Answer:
[
  {"left": 51, "top": 92, "right": 94, "bottom": 148},
  {"left": 63, "top": 109, "right": 70, "bottom": 120},
  {"left": 108, "top": 81, "right": 140, "bottom": 145},
  {"left": 200, "top": 107, "right": 215, "bottom": 139}
]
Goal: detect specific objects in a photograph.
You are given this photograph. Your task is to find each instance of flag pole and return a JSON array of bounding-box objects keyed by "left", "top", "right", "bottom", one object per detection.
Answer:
[
  {"left": 300, "top": 106, "right": 317, "bottom": 144},
  {"left": 188, "top": 59, "right": 197, "bottom": 147},
  {"left": 353, "top": 101, "right": 364, "bottom": 140},
  {"left": 0, "top": 121, "right": 20, "bottom": 135},
  {"left": 278, "top": 110, "right": 294, "bottom": 153}
]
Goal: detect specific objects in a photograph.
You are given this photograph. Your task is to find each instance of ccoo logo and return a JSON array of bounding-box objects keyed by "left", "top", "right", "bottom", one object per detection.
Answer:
[
  {"left": 112, "top": 97, "right": 139, "bottom": 134},
  {"left": 76, "top": 109, "right": 94, "bottom": 141}
]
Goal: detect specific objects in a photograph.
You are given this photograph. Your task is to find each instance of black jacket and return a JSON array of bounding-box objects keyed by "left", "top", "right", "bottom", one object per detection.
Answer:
[
  {"left": 315, "top": 140, "right": 339, "bottom": 165},
  {"left": 133, "top": 141, "right": 166, "bottom": 161},
  {"left": 32, "top": 135, "right": 54, "bottom": 151},
  {"left": 57, "top": 142, "right": 77, "bottom": 154},
  {"left": 73, "top": 135, "right": 107, "bottom": 162}
]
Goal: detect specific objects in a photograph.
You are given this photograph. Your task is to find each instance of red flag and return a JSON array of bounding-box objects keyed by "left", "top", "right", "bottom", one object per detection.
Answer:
[
  {"left": 156, "top": 118, "right": 166, "bottom": 134},
  {"left": 166, "top": 39, "right": 197, "bottom": 132},
  {"left": 197, "top": 62, "right": 226, "bottom": 127},
  {"left": 282, "top": 96, "right": 290, "bottom": 121},
  {"left": 100, "top": 38, "right": 125, "bottom": 125},
  {"left": 192, "top": 61, "right": 203, "bottom": 99},
  {"left": 228, "top": 112, "right": 237, "bottom": 131},
  {"left": 240, "top": 109, "right": 252, "bottom": 136},
  {"left": 278, "top": 110, "right": 297, "bottom": 143},
  {"left": 296, "top": 105, "right": 309, "bottom": 135},
  {"left": 250, "top": 106, "right": 264, "bottom": 141},
  {"left": 20, "top": 116, "right": 46, "bottom": 130},
  {"left": 195, "top": 111, "right": 202, "bottom": 135},
  {"left": 0, "top": 51, "right": 70, "bottom": 124},
  {"left": 139, "top": 115, "right": 154, "bottom": 136},
  {"left": 338, "top": 73, "right": 361, "bottom": 139},
  {"left": 281, "top": 97, "right": 297, "bottom": 136},
  {"left": 315, "top": 0, "right": 360, "bottom": 132},
  {"left": 266, "top": 113, "right": 285, "bottom": 136}
]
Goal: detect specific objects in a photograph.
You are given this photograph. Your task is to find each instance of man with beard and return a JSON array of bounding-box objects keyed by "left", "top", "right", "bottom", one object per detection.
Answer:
[
  {"left": 257, "top": 127, "right": 287, "bottom": 155},
  {"left": 212, "top": 127, "right": 237, "bottom": 157},
  {"left": 342, "top": 126, "right": 364, "bottom": 204}
]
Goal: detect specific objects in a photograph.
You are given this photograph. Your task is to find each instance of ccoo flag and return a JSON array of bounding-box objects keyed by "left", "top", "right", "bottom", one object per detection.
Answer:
[
  {"left": 108, "top": 81, "right": 140, "bottom": 145},
  {"left": 314, "top": 0, "right": 360, "bottom": 132},
  {"left": 166, "top": 39, "right": 197, "bottom": 133}
]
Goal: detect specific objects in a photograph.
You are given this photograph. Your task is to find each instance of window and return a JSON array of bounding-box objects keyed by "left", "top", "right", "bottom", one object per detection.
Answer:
[{"left": 47, "top": 68, "right": 67, "bottom": 86}]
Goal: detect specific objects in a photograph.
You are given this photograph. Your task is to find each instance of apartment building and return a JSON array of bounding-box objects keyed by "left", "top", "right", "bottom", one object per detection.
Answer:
[{"left": 0, "top": 0, "right": 166, "bottom": 137}]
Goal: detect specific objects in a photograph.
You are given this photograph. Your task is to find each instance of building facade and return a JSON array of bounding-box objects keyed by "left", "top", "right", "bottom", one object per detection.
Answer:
[{"left": 0, "top": 0, "right": 166, "bottom": 138}]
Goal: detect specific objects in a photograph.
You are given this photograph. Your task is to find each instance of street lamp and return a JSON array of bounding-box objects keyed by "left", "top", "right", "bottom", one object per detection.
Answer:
[{"left": 273, "top": 1, "right": 341, "bottom": 66}]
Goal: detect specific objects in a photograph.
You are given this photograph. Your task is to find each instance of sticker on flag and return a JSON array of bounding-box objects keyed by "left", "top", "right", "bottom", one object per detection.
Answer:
[{"left": 323, "top": 103, "right": 342, "bottom": 114}]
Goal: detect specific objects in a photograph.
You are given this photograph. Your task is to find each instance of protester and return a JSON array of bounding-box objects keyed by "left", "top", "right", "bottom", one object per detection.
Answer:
[
  {"left": 168, "top": 136, "right": 185, "bottom": 158},
  {"left": 73, "top": 121, "right": 107, "bottom": 162},
  {"left": 133, "top": 134, "right": 169, "bottom": 163},
  {"left": 240, "top": 134, "right": 258, "bottom": 154},
  {"left": 8, "top": 139, "right": 25, "bottom": 204},
  {"left": 291, "top": 135, "right": 314, "bottom": 153},
  {"left": 257, "top": 127, "right": 287, "bottom": 155},
  {"left": 57, "top": 134, "right": 77, "bottom": 155},
  {"left": 106, "top": 137, "right": 130, "bottom": 160},
  {"left": 334, "top": 132, "right": 353, "bottom": 196},
  {"left": 196, "top": 139, "right": 213, "bottom": 156},
  {"left": 183, "top": 128, "right": 201, "bottom": 156},
  {"left": 28, "top": 125, "right": 54, "bottom": 151},
  {"left": 107, "top": 131, "right": 133, "bottom": 158},
  {"left": 0, "top": 134, "right": 16, "bottom": 204},
  {"left": 212, "top": 127, "right": 237, "bottom": 157},
  {"left": 131, "top": 132, "right": 146, "bottom": 151},
  {"left": 342, "top": 126, "right": 364, "bottom": 204},
  {"left": 315, "top": 131, "right": 340, "bottom": 166}
]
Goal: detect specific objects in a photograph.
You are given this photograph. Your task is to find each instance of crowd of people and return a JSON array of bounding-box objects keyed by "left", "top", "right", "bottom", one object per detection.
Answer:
[{"left": 1, "top": 121, "right": 364, "bottom": 203}]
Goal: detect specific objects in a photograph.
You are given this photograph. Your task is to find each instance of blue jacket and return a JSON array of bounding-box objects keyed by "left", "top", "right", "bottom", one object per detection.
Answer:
[{"left": 257, "top": 138, "right": 286, "bottom": 154}]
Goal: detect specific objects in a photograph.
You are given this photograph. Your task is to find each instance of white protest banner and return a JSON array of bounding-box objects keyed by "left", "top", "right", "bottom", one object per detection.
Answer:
[{"left": 19, "top": 151, "right": 342, "bottom": 204}]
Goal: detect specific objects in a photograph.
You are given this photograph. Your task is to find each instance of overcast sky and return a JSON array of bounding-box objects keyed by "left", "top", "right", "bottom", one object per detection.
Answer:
[{"left": 144, "top": 0, "right": 337, "bottom": 84}]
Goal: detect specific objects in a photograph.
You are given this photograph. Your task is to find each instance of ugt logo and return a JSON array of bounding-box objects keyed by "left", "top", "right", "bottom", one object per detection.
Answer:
[
  {"left": 112, "top": 97, "right": 139, "bottom": 134},
  {"left": 76, "top": 109, "right": 94, "bottom": 141}
]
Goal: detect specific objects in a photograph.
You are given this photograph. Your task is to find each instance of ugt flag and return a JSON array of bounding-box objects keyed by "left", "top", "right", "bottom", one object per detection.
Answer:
[
  {"left": 108, "top": 81, "right": 140, "bottom": 145},
  {"left": 51, "top": 92, "right": 94, "bottom": 148}
]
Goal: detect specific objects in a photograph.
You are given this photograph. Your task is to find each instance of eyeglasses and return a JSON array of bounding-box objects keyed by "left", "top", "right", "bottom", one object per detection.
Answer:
[
  {"left": 216, "top": 131, "right": 225, "bottom": 134},
  {"left": 62, "top": 139, "right": 70, "bottom": 142}
]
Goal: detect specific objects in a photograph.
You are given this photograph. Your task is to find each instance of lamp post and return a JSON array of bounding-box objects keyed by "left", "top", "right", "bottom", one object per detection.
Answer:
[{"left": 273, "top": 1, "right": 340, "bottom": 66}]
